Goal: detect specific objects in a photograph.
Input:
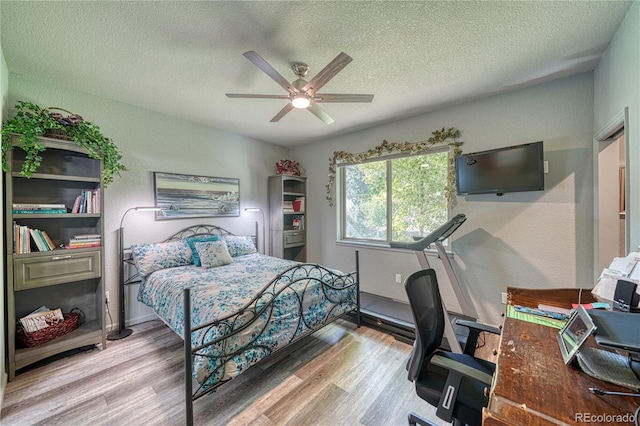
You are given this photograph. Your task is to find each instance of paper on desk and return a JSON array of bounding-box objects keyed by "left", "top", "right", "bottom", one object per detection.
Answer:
[
  {"left": 607, "top": 255, "right": 638, "bottom": 276},
  {"left": 592, "top": 252, "right": 640, "bottom": 306},
  {"left": 506, "top": 305, "right": 567, "bottom": 329}
]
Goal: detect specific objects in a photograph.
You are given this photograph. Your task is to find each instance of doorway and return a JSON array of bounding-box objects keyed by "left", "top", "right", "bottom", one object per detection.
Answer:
[{"left": 595, "top": 108, "right": 629, "bottom": 275}]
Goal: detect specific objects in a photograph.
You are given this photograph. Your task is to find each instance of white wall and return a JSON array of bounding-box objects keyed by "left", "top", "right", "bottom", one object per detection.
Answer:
[
  {"left": 292, "top": 73, "right": 595, "bottom": 325},
  {"left": 594, "top": 2, "right": 640, "bottom": 251},
  {"left": 7, "top": 73, "right": 289, "bottom": 327}
]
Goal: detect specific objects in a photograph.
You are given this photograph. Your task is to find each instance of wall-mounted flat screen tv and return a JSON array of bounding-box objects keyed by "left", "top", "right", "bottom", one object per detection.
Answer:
[{"left": 455, "top": 141, "right": 544, "bottom": 196}]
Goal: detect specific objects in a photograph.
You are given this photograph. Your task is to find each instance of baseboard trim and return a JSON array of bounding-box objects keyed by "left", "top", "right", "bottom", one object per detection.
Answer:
[{"left": 127, "top": 313, "right": 157, "bottom": 327}]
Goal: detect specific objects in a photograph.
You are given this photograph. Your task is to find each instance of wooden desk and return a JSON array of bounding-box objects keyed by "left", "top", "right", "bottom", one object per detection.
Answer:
[{"left": 483, "top": 287, "right": 639, "bottom": 425}]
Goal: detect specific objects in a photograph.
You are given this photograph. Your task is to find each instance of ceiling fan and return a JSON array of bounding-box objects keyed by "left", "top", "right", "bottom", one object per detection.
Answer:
[{"left": 226, "top": 51, "right": 374, "bottom": 124}]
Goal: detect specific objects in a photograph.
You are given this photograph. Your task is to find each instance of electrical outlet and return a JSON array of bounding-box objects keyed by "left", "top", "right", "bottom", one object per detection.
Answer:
[
  {"left": 501, "top": 292, "right": 508, "bottom": 305},
  {"left": 105, "top": 291, "right": 110, "bottom": 304},
  {"left": 395, "top": 274, "right": 402, "bottom": 284}
]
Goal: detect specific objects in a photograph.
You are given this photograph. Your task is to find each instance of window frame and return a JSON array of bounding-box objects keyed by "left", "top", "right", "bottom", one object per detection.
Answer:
[{"left": 337, "top": 146, "right": 451, "bottom": 246}]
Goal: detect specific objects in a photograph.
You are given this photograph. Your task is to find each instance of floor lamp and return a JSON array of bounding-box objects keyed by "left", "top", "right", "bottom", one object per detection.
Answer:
[
  {"left": 244, "top": 207, "right": 265, "bottom": 254},
  {"left": 107, "top": 206, "right": 161, "bottom": 341}
]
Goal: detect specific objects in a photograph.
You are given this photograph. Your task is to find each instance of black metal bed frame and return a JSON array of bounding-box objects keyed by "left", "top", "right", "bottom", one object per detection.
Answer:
[{"left": 134, "top": 224, "right": 360, "bottom": 425}]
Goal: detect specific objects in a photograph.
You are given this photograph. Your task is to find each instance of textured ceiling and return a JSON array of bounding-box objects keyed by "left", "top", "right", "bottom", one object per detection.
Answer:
[{"left": 0, "top": 1, "right": 633, "bottom": 147}]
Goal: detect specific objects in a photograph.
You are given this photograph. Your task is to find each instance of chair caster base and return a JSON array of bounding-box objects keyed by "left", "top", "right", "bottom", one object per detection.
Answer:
[{"left": 408, "top": 412, "right": 438, "bottom": 426}]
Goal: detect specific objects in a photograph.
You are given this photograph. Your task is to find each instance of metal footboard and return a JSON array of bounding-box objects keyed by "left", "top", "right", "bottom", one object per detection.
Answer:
[{"left": 183, "top": 251, "right": 360, "bottom": 425}]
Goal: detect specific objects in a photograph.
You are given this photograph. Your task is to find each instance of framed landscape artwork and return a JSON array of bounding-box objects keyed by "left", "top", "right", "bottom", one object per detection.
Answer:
[{"left": 153, "top": 172, "right": 240, "bottom": 220}]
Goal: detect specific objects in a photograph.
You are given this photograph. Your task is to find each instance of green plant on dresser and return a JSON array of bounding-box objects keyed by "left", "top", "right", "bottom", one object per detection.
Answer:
[
  {"left": 4, "top": 134, "right": 106, "bottom": 379},
  {"left": 1, "top": 101, "right": 125, "bottom": 187}
]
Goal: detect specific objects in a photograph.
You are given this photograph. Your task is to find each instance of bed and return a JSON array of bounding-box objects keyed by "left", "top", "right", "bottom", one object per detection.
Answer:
[{"left": 129, "top": 224, "right": 360, "bottom": 424}]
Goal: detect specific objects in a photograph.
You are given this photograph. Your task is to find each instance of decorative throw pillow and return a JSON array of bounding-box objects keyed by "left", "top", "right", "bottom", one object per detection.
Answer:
[
  {"left": 130, "top": 240, "right": 193, "bottom": 277},
  {"left": 185, "top": 235, "right": 221, "bottom": 267},
  {"left": 222, "top": 235, "right": 257, "bottom": 257},
  {"left": 194, "top": 241, "right": 233, "bottom": 269}
]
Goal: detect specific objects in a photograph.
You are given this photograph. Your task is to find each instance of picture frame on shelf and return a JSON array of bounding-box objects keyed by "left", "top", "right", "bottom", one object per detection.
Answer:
[{"left": 153, "top": 172, "right": 240, "bottom": 220}]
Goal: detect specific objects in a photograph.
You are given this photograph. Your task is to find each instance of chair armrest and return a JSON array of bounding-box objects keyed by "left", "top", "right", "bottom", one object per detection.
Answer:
[
  {"left": 431, "top": 351, "right": 493, "bottom": 422},
  {"left": 455, "top": 319, "right": 501, "bottom": 356},
  {"left": 455, "top": 319, "right": 501, "bottom": 335},
  {"left": 431, "top": 353, "right": 493, "bottom": 385}
]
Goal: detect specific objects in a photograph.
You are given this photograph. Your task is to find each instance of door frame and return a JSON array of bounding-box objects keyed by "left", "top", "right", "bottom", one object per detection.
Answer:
[{"left": 593, "top": 107, "right": 629, "bottom": 280}]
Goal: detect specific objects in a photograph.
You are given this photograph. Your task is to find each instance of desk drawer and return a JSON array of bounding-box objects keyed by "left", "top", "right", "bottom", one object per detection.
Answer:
[
  {"left": 284, "top": 231, "right": 305, "bottom": 247},
  {"left": 14, "top": 250, "right": 102, "bottom": 290}
]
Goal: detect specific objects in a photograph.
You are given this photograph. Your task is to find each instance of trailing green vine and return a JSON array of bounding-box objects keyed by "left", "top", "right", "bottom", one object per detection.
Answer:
[
  {"left": 1, "top": 101, "right": 126, "bottom": 187},
  {"left": 326, "top": 127, "right": 463, "bottom": 206}
]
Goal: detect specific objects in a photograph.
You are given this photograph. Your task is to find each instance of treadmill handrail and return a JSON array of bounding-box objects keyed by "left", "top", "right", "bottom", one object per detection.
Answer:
[{"left": 389, "top": 214, "right": 467, "bottom": 251}]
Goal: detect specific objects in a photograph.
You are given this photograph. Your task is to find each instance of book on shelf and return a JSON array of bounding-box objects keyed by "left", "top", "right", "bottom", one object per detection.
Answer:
[
  {"left": 15, "top": 226, "right": 33, "bottom": 253},
  {"left": 13, "top": 209, "right": 67, "bottom": 214},
  {"left": 12, "top": 203, "right": 67, "bottom": 214},
  {"left": 14, "top": 223, "right": 56, "bottom": 253},
  {"left": 71, "top": 189, "right": 100, "bottom": 214},
  {"left": 292, "top": 215, "right": 305, "bottom": 230},
  {"left": 74, "top": 233, "right": 101, "bottom": 240},
  {"left": 15, "top": 224, "right": 30, "bottom": 253},
  {"left": 13, "top": 222, "right": 50, "bottom": 254},
  {"left": 29, "top": 229, "right": 48, "bottom": 252},
  {"left": 41, "top": 230, "right": 57, "bottom": 250},
  {"left": 12, "top": 203, "right": 65, "bottom": 209},
  {"left": 66, "top": 243, "right": 101, "bottom": 249},
  {"left": 66, "top": 234, "right": 101, "bottom": 249}
]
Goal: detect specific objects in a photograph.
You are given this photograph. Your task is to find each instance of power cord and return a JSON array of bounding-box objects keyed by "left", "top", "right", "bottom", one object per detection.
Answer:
[
  {"left": 105, "top": 298, "right": 114, "bottom": 333},
  {"left": 589, "top": 388, "right": 640, "bottom": 397},
  {"left": 475, "top": 331, "right": 487, "bottom": 350},
  {"left": 589, "top": 388, "right": 640, "bottom": 426}
]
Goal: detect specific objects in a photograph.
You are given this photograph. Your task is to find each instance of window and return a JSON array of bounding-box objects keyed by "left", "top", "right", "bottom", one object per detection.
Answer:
[{"left": 339, "top": 150, "right": 449, "bottom": 243}]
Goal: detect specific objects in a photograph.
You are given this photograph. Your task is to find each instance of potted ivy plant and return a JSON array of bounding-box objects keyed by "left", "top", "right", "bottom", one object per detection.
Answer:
[{"left": 1, "top": 101, "right": 126, "bottom": 187}]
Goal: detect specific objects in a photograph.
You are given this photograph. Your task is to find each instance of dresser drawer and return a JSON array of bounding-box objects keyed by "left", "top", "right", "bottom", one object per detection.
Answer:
[
  {"left": 284, "top": 231, "right": 305, "bottom": 247},
  {"left": 14, "top": 251, "right": 102, "bottom": 290}
]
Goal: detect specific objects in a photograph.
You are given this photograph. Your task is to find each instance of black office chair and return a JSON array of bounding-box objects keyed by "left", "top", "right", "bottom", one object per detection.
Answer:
[{"left": 405, "top": 269, "right": 499, "bottom": 426}]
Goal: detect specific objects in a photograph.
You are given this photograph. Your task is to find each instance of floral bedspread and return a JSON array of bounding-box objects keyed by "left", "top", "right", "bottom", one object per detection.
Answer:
[{"left": 137, "top": 253, "right": 357, "bottom": 387}]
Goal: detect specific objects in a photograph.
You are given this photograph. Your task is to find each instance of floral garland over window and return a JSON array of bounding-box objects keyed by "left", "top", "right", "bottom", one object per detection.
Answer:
[{"left": 326, "top": 127, "right": 463, "bottom": 207}]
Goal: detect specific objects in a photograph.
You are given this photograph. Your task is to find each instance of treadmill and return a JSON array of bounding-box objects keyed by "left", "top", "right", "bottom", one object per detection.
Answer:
[{"left": 388, "top": 213, "right": 476, "bottom": 353}]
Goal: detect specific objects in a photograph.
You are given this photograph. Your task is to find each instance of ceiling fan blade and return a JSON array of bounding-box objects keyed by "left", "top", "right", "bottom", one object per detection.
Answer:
[
  {"left": 313, "top": 94, "right": 374, "bottom": 103},
  {"left": 302, "top": 52, "right": 352, "bottom": 94},
  {"left": 270, "top": 103, "right": 294, "bottom": 122},
  {"left": 307, "top": 104, "right": 334, "bottom": 125},
  {"left": 243, "top": 51, "right": 296, "bottom": 94},
  {"left": 226, "top": 93, "right": 290, "bottom": 99}
]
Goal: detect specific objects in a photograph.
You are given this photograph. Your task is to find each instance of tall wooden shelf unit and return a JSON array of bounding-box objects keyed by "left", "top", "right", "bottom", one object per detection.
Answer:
[
  {"left": 269, "top": 175, "right": 306, "bottom": 262},
  {"left": 4, "top": 134, "right": 106, "bottom": 379}
]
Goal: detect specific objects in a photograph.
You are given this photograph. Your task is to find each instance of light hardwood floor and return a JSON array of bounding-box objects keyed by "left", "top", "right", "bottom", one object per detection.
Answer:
[{"left": 1, "top": 319, "right": 495, "bottom": 425}]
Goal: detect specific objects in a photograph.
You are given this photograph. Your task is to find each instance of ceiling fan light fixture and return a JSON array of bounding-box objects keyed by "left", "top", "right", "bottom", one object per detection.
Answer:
[
  {"left": 291, "top": 94, "right": 311, "bottom": 109},
  {"left": 227, "top": 51, "right": 373, "bottom": 123}
]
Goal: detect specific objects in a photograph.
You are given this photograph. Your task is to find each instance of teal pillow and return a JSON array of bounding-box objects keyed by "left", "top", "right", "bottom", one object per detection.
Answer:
[{"left": 185, "top": 235, "right": 221, "bottom": 266}]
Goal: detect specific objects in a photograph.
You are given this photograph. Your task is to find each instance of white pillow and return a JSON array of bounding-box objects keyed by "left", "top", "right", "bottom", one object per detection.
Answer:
[
  {"left": 194, "top": 240, "right": 234, "bottom": 268},
  {"left": 222, "top": 235, "right": 257, "bottom": 257},
  {"left": 130, "top": 240, "right": 193, "bottom": 277}
]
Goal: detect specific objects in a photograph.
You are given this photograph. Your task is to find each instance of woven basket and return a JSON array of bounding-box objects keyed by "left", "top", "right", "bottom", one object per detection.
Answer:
[
  {"left": 43, "top": 107, "right": 84, "bottom": 141},
  {"left": 43, "top": 128, "right": 73, "bottom": 141},
  {"left": 16, "top": 312, "right": 80, "bottom": 348}
]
